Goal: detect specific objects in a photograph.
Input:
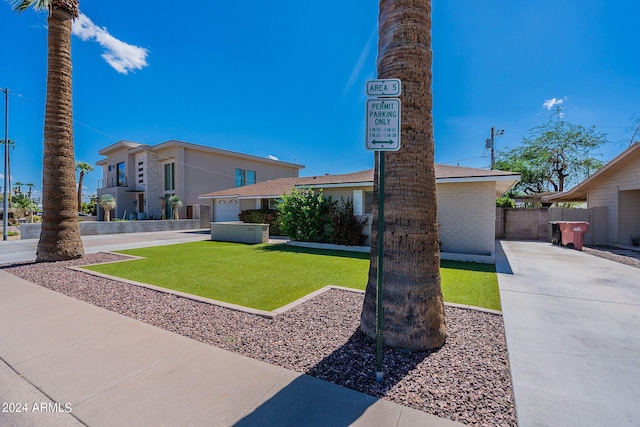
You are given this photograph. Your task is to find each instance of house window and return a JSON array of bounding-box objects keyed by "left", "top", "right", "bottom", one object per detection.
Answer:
[
  {"left": 116, "top": 162, "right": 125, "bottom": 187},
  {"left": 235, "top": 169, "right": 256, "bottom": 187},
  {"left": 108, "top": 165, "right": 114, "bottom": 171},
  {"left": 353, "top": 190, "right": 363, "bottom": 215},
  {"left": 260, "top": 199, "right": 270, "bottom": 209},
  {"left": 247, "top": 170, "right": 256, "bottom": 185},
  {"left": 365, "top": 191, "right": 373, "bottom": 214},
  {"left": 164, "top": 162, "right": 175, "bottom": 191}
]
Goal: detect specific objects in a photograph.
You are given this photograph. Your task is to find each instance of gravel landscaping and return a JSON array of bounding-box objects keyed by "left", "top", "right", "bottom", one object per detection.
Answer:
[
  {"left": 583, "top": 246, "right": 640, "bottom": 268},
  {"left": 4, "top": 253, "right": 516, "bottom": 426}
]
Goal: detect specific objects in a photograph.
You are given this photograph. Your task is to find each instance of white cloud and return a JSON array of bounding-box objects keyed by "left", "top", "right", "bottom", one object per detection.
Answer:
[
  {"left": 72, "top": 13, "right": 149, "bottom": 75},
  {"left": 542, "top": 97, "right": 566, "bottom": 110}
]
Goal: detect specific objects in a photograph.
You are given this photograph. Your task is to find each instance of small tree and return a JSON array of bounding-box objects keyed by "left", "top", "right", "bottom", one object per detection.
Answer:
[
  {"left": 278, "top": 188, "right": 333, "bottom": 242},
  {"left": 168, "top": 195, "right": 183, "bottom": 219},
  {"left": 99, "top": 194, "right": 116, "bottom": 222},
  {"left": 12, "top": 193, "right": 37, "bottom": 222},
  {"left": 496, "top": 107, "right": 608, "bottom": 194}
]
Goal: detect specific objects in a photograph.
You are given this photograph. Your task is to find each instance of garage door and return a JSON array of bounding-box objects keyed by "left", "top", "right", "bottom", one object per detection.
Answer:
[{"left": 214, "top": 198, "right": 240, "bottom": 222}]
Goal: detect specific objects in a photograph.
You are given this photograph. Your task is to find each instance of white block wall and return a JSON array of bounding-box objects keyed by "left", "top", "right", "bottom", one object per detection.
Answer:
[{"left": 436, "top": 181, "right": 496, "bottom": 257}]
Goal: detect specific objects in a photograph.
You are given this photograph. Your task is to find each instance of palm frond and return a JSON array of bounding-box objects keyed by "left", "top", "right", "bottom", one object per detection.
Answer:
[
  {"left": 11, "top": 0, "right": 79, "bottom": 18},
  {"left": 10, "top": 0, "right": 51, "bottom": 13}
]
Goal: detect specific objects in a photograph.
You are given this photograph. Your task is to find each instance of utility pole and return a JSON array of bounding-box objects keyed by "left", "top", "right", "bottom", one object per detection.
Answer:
[
  {"left": 2, "top": 87, "right": 8, "bottom": 241},
  {"left": 486, "top": 126, "right": 504, "bottom": 170}
]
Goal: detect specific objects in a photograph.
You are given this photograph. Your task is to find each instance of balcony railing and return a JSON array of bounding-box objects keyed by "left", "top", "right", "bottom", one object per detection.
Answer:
[{"left": 98, "top": 176, "right": 127, "bottom": 189}]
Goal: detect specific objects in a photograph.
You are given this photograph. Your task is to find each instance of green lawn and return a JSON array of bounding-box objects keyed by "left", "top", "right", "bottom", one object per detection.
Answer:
[{"left": 83, "top": 241, "right": 500, "bottom": 311}]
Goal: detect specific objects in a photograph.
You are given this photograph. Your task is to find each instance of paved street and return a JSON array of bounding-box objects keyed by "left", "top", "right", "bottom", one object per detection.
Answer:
[{"left": 0, "top": 229, "right": 211, "bottom": 265}]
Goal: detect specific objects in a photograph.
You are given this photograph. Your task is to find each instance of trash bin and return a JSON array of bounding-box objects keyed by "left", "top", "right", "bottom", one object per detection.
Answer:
[
  {"left": 556, "top": 221, "right": 589, "bottom": 250},
  {"left": 549, "top": 222, "right": 562, "bottom": 245}
]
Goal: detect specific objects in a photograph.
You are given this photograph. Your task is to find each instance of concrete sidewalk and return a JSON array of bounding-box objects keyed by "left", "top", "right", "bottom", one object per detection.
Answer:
[
  {"left": 496, "top": 240, "right": 640, "bottom": 427},
  {"left": 0, "top": 269, "right": 459, "bottom": 427}
]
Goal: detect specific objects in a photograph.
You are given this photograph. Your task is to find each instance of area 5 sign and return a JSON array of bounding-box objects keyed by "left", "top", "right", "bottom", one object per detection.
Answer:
[{"left": 366, "top": 79, "right": 401, "bottom": 97}]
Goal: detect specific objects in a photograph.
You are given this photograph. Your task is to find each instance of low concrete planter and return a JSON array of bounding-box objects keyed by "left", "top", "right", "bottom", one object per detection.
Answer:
[
  {"left": 211, "top": 222, "right": 269, "bottom": 244},
  {"left": 20, "top": 219, "right": 201, "bottom": 240}
]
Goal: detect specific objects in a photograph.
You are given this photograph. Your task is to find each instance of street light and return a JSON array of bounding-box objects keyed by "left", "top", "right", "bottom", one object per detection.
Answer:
[{"left": 2, "top": 87, "right": 8, "bottom": 241}]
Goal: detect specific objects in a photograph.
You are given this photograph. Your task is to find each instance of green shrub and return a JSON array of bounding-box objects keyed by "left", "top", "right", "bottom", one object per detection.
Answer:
[
  {"left": 278, "top": 190, "right": 368, "bottom": 246},
  {"left": 330, "top": 198, "right": 368, "bottom": 246},
  {"left": 496, "top": 196, "right": 515, "bottom": 208},
  {"left": 239, "top": 208, "right": 282, "bottom": 235},
  {"left": 278, "top": 188, "right": 333, "bottom": 242}
]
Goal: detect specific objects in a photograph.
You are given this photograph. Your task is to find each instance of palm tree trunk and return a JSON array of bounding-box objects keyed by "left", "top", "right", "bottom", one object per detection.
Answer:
[
  {"left": 77, "top": 171, "right": 84, "bottom": 212},
  {"left": 36, "top": 6, "right": 84, "bottom": 262},
  {"left": 360, "top": 0, "right": 446, "bottom": 351}
]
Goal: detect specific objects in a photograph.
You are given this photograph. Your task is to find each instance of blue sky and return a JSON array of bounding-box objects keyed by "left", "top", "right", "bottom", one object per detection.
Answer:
[{"left": 1, "top": 0, "right": 639, "bottom": 202}]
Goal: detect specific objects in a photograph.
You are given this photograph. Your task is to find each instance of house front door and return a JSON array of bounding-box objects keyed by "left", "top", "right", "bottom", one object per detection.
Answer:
[{"left": 138, "top": 193, "right": 144, "bottom": 213}]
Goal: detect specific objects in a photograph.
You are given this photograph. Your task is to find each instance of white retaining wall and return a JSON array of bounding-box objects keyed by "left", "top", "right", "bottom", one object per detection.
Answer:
[{"left": 20, "top": 219, "right": 201, "bottom": 240}]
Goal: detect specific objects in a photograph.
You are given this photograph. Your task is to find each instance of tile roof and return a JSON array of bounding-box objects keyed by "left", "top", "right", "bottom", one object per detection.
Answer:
[{"left": 200, "top": 164, "right": 519, "bottom": 199}]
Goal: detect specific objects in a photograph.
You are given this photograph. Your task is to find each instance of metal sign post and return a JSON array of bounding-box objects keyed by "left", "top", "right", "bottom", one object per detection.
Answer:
[
  {"left": 375, "top": 150, "right": 385, "bottom": 382},
  {"left": 365, "top": 79, "right": 401, "bottom": 383}
]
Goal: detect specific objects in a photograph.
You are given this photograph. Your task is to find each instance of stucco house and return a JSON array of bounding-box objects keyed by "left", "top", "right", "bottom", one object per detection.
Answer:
[
  {"left": 200, "top": 165, "right": 520, "bottom": 263},
  {"left": 545, "top": 142, "right": 640, "bottom": 247},
  {"left": 96, "top": 140, "right": 304, "bottom": 221}
]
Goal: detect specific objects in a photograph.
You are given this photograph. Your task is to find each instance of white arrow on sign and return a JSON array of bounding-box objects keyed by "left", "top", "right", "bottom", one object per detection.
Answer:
[{"left": 366, "top": 98, "right": 401, "bottom": 151}]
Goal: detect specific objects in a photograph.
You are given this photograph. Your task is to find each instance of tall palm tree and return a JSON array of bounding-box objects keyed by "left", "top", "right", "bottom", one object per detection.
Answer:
[
  {"left": 360, "top": 0, "right": 446, "bottom": 351},
  {"left": 13, "top": 181, "right": 24, "bottom": 195},
  {"left": 26, "top": 182, "right": 35, "bottom": 199},
  {"left": 12, "top": 0, "right": 84, "bottom": 262},
  {"left": 76, "top": 161, "right": 93, "bottom": 211}
]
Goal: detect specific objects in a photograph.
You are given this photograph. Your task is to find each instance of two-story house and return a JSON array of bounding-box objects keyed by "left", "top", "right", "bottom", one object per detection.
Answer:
[{"left": 96, "top": 140, "right": 304, "bottom": 221}]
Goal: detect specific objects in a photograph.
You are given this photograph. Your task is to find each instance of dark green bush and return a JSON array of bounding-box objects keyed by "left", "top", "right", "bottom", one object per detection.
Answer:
[
  {"left": 239, "top": 208, "right": 282, "bottom": 236},
  {"left": 330, "top": 198, "right": 368, "bottom": 246}
]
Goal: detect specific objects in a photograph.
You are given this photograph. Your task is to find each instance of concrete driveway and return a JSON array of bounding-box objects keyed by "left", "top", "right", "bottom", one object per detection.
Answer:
[{"left": 497, "top": 240, "right": 640, "bottom": 427}]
